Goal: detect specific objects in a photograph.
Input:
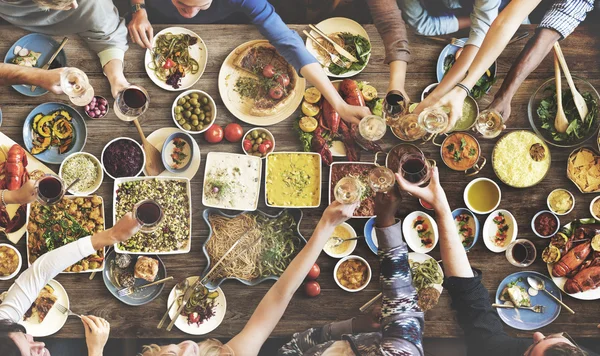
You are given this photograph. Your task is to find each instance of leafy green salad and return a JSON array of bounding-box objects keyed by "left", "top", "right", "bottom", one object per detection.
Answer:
[{"left": 326, "top": 33, "right": 371, "bottom": 75}]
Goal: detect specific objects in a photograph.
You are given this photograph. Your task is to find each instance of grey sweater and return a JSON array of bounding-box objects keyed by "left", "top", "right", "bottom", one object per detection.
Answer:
[{"left": 0, "top": 0, "right": 128, "bottom": 67}]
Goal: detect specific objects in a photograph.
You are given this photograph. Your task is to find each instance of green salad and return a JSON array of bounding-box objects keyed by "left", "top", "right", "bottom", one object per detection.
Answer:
[
  {"left": 325, "top": 33, "right": 371, "bottom": 75},
  {"left": 537, "top": 85, "right": 598, "bottom": 144},
  {"left": 443, "top": 54, "right": 496, "bottom": 99}
]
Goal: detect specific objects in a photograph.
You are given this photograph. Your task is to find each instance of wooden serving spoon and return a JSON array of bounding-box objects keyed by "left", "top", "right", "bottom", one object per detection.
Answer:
[
  {"left": 553, "top": 53, "right": 569, "bottom": 133},
  {"left": 553, "top": 42, "right": 589, "bottom": 122},
  {"left": 133, "top": 118, "right": 164, "bottom": 176}
]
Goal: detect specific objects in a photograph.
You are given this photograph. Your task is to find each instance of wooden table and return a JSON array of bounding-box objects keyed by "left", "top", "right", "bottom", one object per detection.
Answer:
[{"left": 1, "top": 24, "right": 599, "bottom": 340}]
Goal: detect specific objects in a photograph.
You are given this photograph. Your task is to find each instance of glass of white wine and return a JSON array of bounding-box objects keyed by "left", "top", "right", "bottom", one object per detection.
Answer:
[
  {"left": 418, "top": 107, "right": 449, "bottom": 134},
  {"left": 368, "top": 166, "right": 395, "bottom": 193},
  {"left": 359, "top": 115, "right": 387, "bottom": 141},
  {"left": 60, "top": 68, "right": 95, "bottom": 107},
  {"left": 475, "top": 109, "right": 504, "bottom": 138},
  {"left": 390, "top": 113, "right": 426, "bottom": 142},
  {"left": 334, "top": 176, "right": 364, "bottom": 204}
]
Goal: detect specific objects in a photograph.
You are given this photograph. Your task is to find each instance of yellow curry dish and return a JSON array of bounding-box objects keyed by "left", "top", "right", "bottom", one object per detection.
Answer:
[{"left": 266, "top": 152, "right": 321, "bottom": 207}]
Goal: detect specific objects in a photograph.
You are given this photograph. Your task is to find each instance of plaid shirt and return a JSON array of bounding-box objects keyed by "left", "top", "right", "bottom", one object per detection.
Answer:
[{"left": 539, "top": 0, "right": 596, "bottom": 38}]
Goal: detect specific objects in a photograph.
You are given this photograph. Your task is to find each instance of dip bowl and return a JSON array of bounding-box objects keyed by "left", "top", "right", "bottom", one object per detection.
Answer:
[
  {"left": 590, "top": 196, "right": 600, "bottom": 221},
  {"left": 531, "top": 210, "right": 560, "bottom": 238},
  {"left": 0, "top": 243, "right": 22, "bottom": 281},
  {"left": 59, "top": 152, "right": 103, "bottom": 195},
  {"left": 333, "top": 255, "right": 371, "bottom": 293},
  {"left": 162, "top": 131, "right": 195, "bottom": 173},
  {"left": 101, "top": 137, "right": 145, "bottom": 180},
  {"left": 546, "top": 188, "right": 575, "bottom": 216},
  {"left": 464, "top": 177, "right": 501, "bottom": 215}
]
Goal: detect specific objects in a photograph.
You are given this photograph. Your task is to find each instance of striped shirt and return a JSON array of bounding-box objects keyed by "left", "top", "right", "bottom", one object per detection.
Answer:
[{"left": 539, "top": 0, "right": 596, "bottom": 38}]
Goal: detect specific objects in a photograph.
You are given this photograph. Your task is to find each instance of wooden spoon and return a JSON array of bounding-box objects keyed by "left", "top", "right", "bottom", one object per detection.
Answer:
[
  {"left": 553, "top": 53, "right": 569, "bottom": 133},
  {"left": 132, "top": 119, "right": 164, "bottom": 176},
  {"left": 553, "top": 42, "right": 589, "bottom": 122}
]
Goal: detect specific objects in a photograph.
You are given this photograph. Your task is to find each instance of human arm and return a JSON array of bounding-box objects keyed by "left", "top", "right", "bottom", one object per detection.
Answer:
[
  {"left": 127, "top": 0, "right": 154, "bottom": 49},
  {"left": 398, "top": 0, "right": 462, "bottom": 36},
  {"left": 82, "top": 315, "right": 110, "bottom": 356},
  {"left": 1, "top": 181, "right": 37, "bottom": 206},
  {"left": 226, "top": 201, "right": 358, "bottom": 356},
  {"left": 0, "top": 214, "right": 140, "bottom": 322},
  {"left": 0, "top": 64, "right": 64, "bottom": 94}
]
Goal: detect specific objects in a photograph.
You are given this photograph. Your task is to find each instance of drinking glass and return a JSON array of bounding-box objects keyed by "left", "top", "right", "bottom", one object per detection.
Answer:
[
  {"left": 398, "top": 153, "right": 435, "bottom": 186},
  {"left": 390, "top": 113, "right": 426, "bottom": 142},
  {"left": 133, "top": 199, "right": 164, "bottom": 233},
  {"left": 382, "top": 90, "right": 407, "bottom": 124},
  {"left": 35, "top": 174, "right": 65, "bottom": 206},
  {"left": 114, "top": 85, "right": 150, "bottom": 122},
  {"left": 506, "top": 239, "right": 537, "bottom": 267},
  {"left": 334, "top": 176, "right": 364, "bottom": 204},
  {"left": 368, "top": 166, "right": 395, "bottom": 193},
  {"left": 418, "top": 107, "right": 449, "bottom": 134},
  {"left": 359, "top": 115, "right": 387, "bottom": 141},
  {"left": 60, "top": 68, "right": 95, "bottom": 106},
  {"left": 475, "top": 109, "right": 504, "bottom": 138}
]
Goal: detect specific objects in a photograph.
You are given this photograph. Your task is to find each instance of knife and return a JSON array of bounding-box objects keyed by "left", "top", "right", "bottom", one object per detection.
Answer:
[
  {"left": 308, "top": 24, "right": 358, "bottom": 63},
  {"left": 31, "top": 37, "right": 69, "bottom": 92}
]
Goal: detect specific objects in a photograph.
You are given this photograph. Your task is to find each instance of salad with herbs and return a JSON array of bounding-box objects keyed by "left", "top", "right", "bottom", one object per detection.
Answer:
[
  {"left": 315, "top": 32, "right": 371, "bottom": 75},
  {"left": 443, "top": 53, "right": 496, "bottom": 99}
]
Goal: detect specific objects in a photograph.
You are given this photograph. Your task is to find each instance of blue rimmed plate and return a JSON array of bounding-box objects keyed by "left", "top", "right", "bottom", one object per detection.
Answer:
[
  {"left": 495, "top": 271, "right": 562, "bottom": 330},
  {"left": 4, "top": 33, "right": 67, "bottom": 97},
  {"left": 364, "top": 217, "right": 402, "bottom": 255},
  {"left": 201, "top": 208, "right": 306, "bottom": 289},
  {"left": 22, "top": 102, "right": 86, "bottom": 164},
  {"left": 451, "top": 208, "right": 479, "bottom": 251}
]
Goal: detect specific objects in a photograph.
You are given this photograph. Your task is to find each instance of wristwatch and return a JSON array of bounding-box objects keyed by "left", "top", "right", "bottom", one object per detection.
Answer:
[{"left": 131, "top": 3, "right": 146, "bottom": 13}]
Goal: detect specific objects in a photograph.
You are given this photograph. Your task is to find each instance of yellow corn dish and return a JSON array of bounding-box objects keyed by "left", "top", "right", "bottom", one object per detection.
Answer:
[{"left": 266, "top": 153, "right": 321, "bottom": 207}]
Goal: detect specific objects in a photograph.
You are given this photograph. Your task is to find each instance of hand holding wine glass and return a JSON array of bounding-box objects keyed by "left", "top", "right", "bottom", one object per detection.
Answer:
[{"left": 395, "top": 166, "right": 449, "bottom": 213}]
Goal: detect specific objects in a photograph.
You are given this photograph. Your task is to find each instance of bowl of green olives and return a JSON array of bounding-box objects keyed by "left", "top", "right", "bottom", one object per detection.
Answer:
[
  {"left": 242, "top": 128, "right": 275, "bottom": 158},
  {"left": 171, "top": 89, "right": 217, "bottom": 134}
]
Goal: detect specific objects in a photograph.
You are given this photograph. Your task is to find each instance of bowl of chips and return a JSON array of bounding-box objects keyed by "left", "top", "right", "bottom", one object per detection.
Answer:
[{"left": 567, "top": 147, "right": 600, "bottom": 193}]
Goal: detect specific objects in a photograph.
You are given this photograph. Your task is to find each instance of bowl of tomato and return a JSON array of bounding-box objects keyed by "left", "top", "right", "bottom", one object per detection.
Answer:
[{"left": 242, "top": 128, "right": 275, "bottom": 158}]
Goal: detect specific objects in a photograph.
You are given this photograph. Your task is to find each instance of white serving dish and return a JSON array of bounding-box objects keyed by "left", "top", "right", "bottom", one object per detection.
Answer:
[
  {"left": 19, "top": 279, "right": 68, "bottom": 337},
  {"left": 590, "top": 196, "right": 600, "bottom": 220},
  {"left": 0, "top": 243, "right": 22, "bottom": 280},
  {"left": 483, "top": 209, "right": 518, "bottom": 253},
  {"left": 265, "top": 152, "right": 322, "bottom": 209},
  {"left": 25, "top": 196, "right": 105, "bottom": 273},
  {"left": 171, "top": 89, "right": 216, "bottom": 134},
  {"left": 323, "top": 222, "right": 357, "bottom": 258},
  {"left": 402, "top": 211, "right": 439, "bottom": 253},
  {"left": 333, "top": 255, "right": 372, "bottom": 292},
  {"left": 101, "top": 137, "right": 145, "bottom": 180},
  {"left": 202, "top": 152, "right": 262, "bottom": 211},
  {"left": 546, "top": 188, "right": 575, "bottom": 216},
  {"left": 463, "top": 177, "right": 501, "bottom": 214},
  {"left": 59, "top": 152, "right": 103, "bottom": 196},
  {"left": 328, "top": 161, "right": 376, "bottom": 218},
  {"left": 113, "top": 176, "right": 192, "bottom": 255}
]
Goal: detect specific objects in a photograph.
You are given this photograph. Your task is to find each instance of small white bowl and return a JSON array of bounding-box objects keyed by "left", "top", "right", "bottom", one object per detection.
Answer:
[
  {"left": 464, "top": 177, "right": 501, "bottom": 215},
  {"left": 323, "top": 222, "right": 357, "bottom": 258},
  {"left": 171, "top": 89, "right": 216, "bottom": 134},
  {"left": 0, "top": 244, "right": 22, "bottom": 281},
  {"left": 59, "top": 152, "right": 103, "bottom": 195},
  {"left": 590, "top": 196, "right": 600, "bottom": 220},
  {"left": 421, "top": 83, "right": 439, "bottom": 101},
  {"left": 242, "top": 128, "right": 275, "bottom": 159},
  {"left": 101, "top": 137, "right": 145, "bottom": 180},
  {"left": 402, "top": 211, "right": 438, "bottom": 253},
  {"left": 333, "top": 255, "right": 371, "bottom": 293},
  {"left": 547, "top": 189, "right": 575, "bottom": 216},
  {"left": 483, "top": 209, "right": 518, "bottom": 253},
  {"left": 531, "top": 210, "right": 560, "bottom": 238}
]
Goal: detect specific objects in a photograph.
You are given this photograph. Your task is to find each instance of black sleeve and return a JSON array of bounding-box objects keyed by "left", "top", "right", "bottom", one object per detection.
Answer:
[{"left": 443, "top": 269, "right": 532, "bottom": 356}]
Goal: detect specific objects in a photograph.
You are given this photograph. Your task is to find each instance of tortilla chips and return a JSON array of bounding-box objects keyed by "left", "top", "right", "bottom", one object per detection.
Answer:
[{"left": 567, "top": 148, "right": 600, "bottom": 193}]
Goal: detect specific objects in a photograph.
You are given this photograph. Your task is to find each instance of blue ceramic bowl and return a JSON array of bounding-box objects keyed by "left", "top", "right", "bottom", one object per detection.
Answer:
[
  {"left": 161, "top": 131, "right": 195, "bottom": 173},
  {"left": 451, "top": 208, "right": 480, "bottom": 251},
  {"left": 201, "top": 208, "right": 306, "bottom": 289},
  {"left": 22, "top": 102, "right": 87, "bottom": 164},
  {"left": 364, "top": 217, "right": 378, "bottom": 255},
  {"left": 4, "top": 33, "right": 67, "bottom": 97}
]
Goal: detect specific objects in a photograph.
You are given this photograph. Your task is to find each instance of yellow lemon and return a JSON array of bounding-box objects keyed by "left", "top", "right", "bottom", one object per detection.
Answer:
[
  {"left": 409, "top": 103, "right": 418, "bottom": 113},
  {"left": 301, "top": 101, "right": 320, "bottom": 117},
  {"left": 303, "top": 87, "right": 322, "bottom": 104},
  {"left": 592, "top": 234, "right": 600, "bottom": 252},
  {"left": 542, "top": 245, "right": 561, "bottom": 264},
  {"left": 361, "top": 85, "right": 378, "bottom": 102},
  {"left": 299, "top": 116, "right": 318, "bottom": 133}
]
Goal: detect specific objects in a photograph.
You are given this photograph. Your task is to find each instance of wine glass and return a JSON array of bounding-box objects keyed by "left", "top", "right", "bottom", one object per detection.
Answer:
[
  {"left": 418, "top": 107, "right": 449, "bottom": 134},
  {"left": 334, "top": 176, "right": 364, "bottom": 204},
  {"left": 133, "top": 199, "right": 163, "bottom": 233},
  {"left": 383, "top": 90, "right": 407, "bottom": 124},
  {"left": 390, "top": 113, "right": 426, "bottom": 141},
  {"left": 114, "top": 85, "right": 149, "bottom": 122},
  {"left": 475, "top": 109, "right": 504, "bottom": 138},
  {"left": 505, "top": 239, "right": 537, "bottom": 267},
  {"left": 60, "top": 68, "right": 95, "bottom": 106},
  {"left": 359, "top": 115, "right": 387, "bottom": 141},
  {"left": 36, "top": 174, "right": 65, "bottom": 206},
  {"left": 368, "top": 166, "right": 395, "bottom": 193},
  {"left": 398, "top": 153, "right": 434, "bottom": 186}
]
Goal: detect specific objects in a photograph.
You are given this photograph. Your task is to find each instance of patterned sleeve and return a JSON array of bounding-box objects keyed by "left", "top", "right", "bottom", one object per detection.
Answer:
[
  {"left": 277, "top": 320, "right": 352, "bottom": 355},
  {"left": 539, "top": 0, "right": 595, "bottom": 39},
  {"left": 377, "top": 222, "right": 424, "bottom": 356}
]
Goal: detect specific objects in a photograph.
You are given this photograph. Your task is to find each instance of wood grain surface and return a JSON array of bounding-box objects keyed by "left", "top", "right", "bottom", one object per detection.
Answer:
[{"left": 1, "top": 24, "right": 599, "bottom": 339}]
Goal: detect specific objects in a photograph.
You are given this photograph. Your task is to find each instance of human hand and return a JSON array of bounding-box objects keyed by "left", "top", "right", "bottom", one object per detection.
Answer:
[
  {"left": 109, "top": 212, "right": 141, "bottom": 242},
  {"left": 321, "top": 200, "right": 359, "bottom": 228},
  {"left": 81, "top": 315, "right": 110, "bottom": 356},
  {"left": 487, "top": 95, "right": 512, "bottom": 123},
  {"left": 396, "top": 166, "right": 450, "bottom": 213},
  {"left": 127, "top": 9, "right": 154, "bottom": 49},
  {"left": 336, "top": 103, "right": 371, "bottom": 126},
  {"left": 430, "top": 86, "right": 467, "bottom": 133},
  {"left": 109, "top": 78, "right": 130, "bottom": 99},
  {"left": 38, "top": 68, "right": 64, "bottom": 94},
  {"left": 413, "top": 89, "right": 441, "bottom": 115},
  {"left": 352, "top": 305, "right": 381, "bottom": 334},
  {"left": 4, "top": 180, "right": 37, "bottom": 205},
  {"left": 374, "top": 187, "right": 401, "bottom": 228}
]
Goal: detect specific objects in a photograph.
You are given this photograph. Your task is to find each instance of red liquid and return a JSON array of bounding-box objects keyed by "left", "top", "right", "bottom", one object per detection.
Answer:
[
  {"left": 123, "top": 88, "right": 147, "bottom": 109},
  {"left": 385, "top": 93, "right": 404, "bottom": 106},
  {"left": 402, "top": 158, "right": 426, "bottom": 183},
  {"left": 136, "top": 201, "right": 161, "bottom": 225},
  {"left": 38, "top": 177, "right": 62, "bottom": 201},
  {"left": 511, "top": 243, "right": 535, "bottom": 263}
]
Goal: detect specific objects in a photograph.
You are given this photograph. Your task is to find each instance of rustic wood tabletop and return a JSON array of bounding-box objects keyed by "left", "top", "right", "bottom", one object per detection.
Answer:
[{"left": 0, "top": 23, "right": 599, "bottom": 340}]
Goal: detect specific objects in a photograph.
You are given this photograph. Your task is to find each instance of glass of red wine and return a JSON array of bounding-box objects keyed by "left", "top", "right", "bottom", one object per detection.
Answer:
[
  {"left": 35, "top": 174, "right": 65, "bottom": 206},
  {"left": 398, "top": 153, "right": 436, "bottom": 186},
  {"left": 505, "top": 239, "right": 537, "bottom": 267},
  {"left": 114, "top": 85, "right": 149, "bottom": 122},
  {"left": 133, "top": 199, "right": 163, "bottom": 233}
]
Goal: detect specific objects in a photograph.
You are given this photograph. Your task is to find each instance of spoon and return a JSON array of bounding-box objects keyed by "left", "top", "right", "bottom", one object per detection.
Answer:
[
  {"left": 65, "top": 177, "right": 81, "bottom": 192},
  {"left": 553, "top": 42, "right": 588, "bottom": 122},
  {"left": 133, "top": 118, "right": 164, "bottom": 176},
  {"left": 526, "top": 276, "right": 574, "bottom": 314},
  {"left": 329, "top": 236, "right": 362, "bottom": 248},
  {"left": 157, "top": 278, "right": 189, "bottom": 329},
  {"left": 553, "top": 53, "right": 569, "bottom": 133}
]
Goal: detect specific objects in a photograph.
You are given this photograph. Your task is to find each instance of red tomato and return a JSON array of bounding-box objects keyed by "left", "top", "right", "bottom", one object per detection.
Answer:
[
  {"left": 262, "top": 64, "right": 276, "bottom": 78},
  {"left": 224, "top": 123, "right": 244, "bottom": 142},
  {"left": 306, "top": 263, "right": 320, "bottom": 280},
  {"left": 243, "top": 139, "right": 253, "bottom": 151},
  {"left": 269, "top": 86, "right": 284, "bottom": 100},
  {"left": 304, "top": 281, "right": 320, "bottom": 297},
  {"left": 276, "top": 74, "right": 290, "bottom": 87},
  {"left": 263, "top": 140, "right": 273, "bottom": 150},
  {"left": 163, "top": 58, "right": 175, "bottom": 69},
  {"left": 258, "top": 143, "right": 268, "bottom": 154},
  {"left": 204, "top": 124, "right": 224, "bottom": 143}
]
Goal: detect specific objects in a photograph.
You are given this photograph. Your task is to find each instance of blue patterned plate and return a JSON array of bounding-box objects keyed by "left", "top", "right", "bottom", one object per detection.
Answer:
[{"left": 495, "top": 271, "right": 562, "bottom": 331}]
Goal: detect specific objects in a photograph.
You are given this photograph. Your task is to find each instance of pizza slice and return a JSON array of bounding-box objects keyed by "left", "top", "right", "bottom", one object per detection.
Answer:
[{"left": 24, "top": 285, "right": 57, "bottom": 323}]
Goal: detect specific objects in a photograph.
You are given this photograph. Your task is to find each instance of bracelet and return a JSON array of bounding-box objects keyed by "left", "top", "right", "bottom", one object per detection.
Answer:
[
  {"left": 1, "top": 190, "right": 6, "bottom": 207},
  {"left": 455, "top": 83, "right": 472, "bottom": 97},
  {"left": 131, "top": 3, "right": 146, "bottom": 13}
]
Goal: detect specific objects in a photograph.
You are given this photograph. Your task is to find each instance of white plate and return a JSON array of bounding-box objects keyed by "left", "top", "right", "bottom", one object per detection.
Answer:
[
  {"left": 144, "top": 27, "right": 207, "bottom": 91},
  {"left": 143, "top": 128, "right": 201, "bottom": 180},
  {"left": 402, "top": 211, "right": 438, "bottom": 253},
  {"left": 265, "top": 152, "right": 322, "bottom": 209},
  {"left": 483, "top": 209, "right": 518, "bottom": 253},
  {"left": 218, "top": 40, "right": 305, "bottom": 126},
  {"left": 203, "top": 152, "right": 262, "bottom": 211},
  {"left": 323, "top": 222, "right": 357, "bottom": 258},
  {"left": 113, "top": 177, "right": 192, "bottom": 255},
  {"left": 167, "top": 276, "right": 226, "bottom": 335},
  {"left": 25, "top": 196, "right": 105, "bottom": 273},
  {"left": 20, "top": 279, "right": 68, "bottom": 337},
  {"left": 408, "top": 252, "right": 444, "bottom": 295},
  {"left": 0, "top": 132, "right": 55, "bottom": 244},
  {"left": 305, "top": 17, "right": 371, "bottom": 78}
]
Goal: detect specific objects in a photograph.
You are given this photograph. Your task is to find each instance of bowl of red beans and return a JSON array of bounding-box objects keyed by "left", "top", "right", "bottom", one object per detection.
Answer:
[
  {"left": 531, "top": 210, "right": 560, "bottom": 238},
  {"left": 84, "top": 96, "right": 109, "bottom": 119}
]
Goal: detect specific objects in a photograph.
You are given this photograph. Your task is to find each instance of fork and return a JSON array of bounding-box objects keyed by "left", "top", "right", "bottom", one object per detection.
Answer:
[
  {"left": 492, "top": 304, "right": 545, "bottom": 313},
  {"left": 55, "top": 303, "right": 81, "bottom": 318},
  {"left": 303, "top": 30, "right": 350, "bottom": 69},
  {"left": 117, "top": 276, "right": 173, "bottom": 297}
]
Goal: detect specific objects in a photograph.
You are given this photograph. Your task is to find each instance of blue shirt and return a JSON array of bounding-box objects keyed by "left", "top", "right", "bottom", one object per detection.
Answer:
[{"left": 145, "top": 0, "right": 317, "bottom": 72}]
